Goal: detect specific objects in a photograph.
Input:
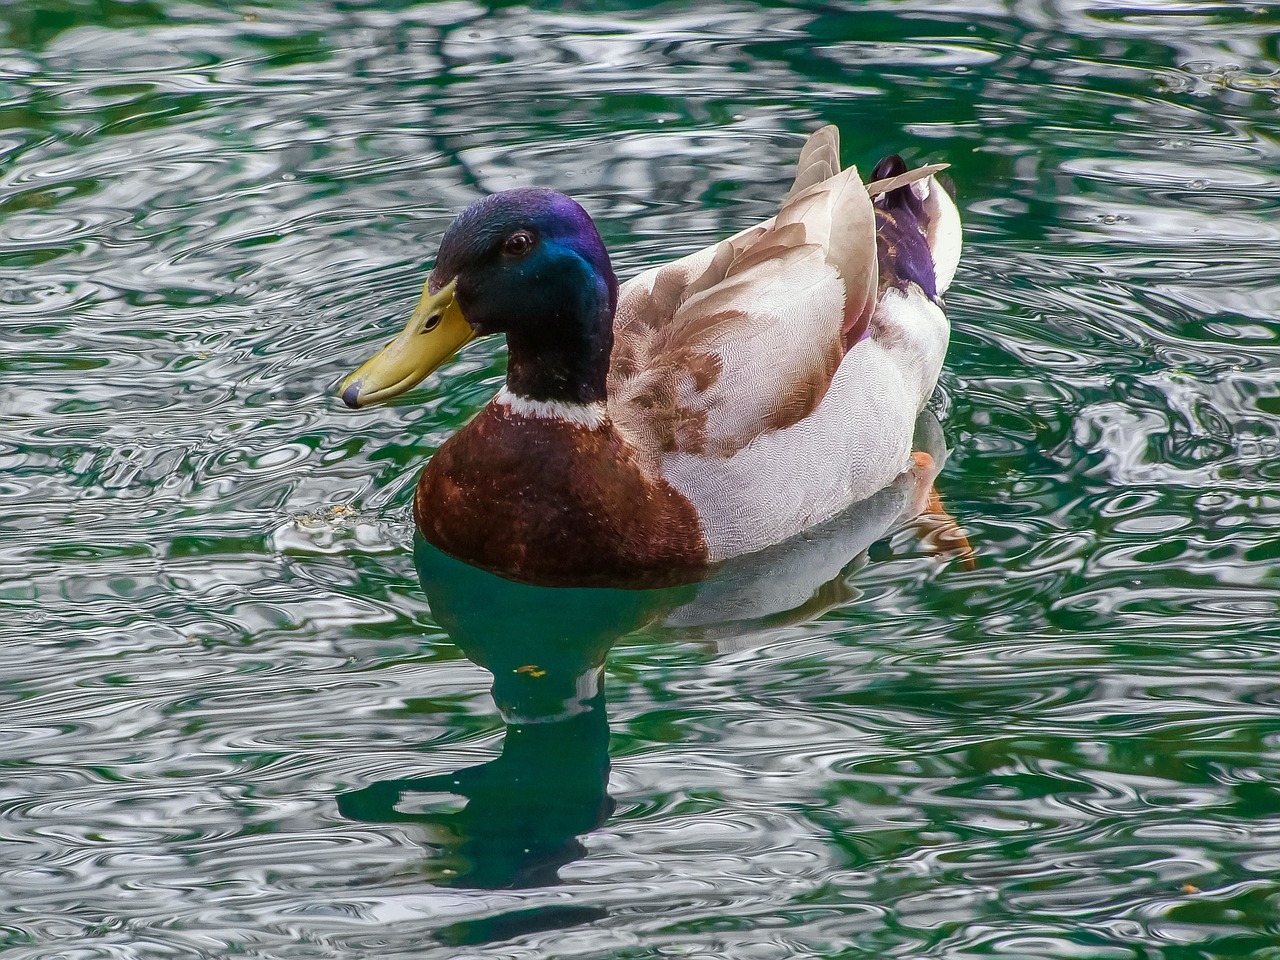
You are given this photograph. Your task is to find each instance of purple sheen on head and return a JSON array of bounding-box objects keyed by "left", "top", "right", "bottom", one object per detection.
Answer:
[{"left": 428, "top": 188, "right": 616, "bottom": 298}]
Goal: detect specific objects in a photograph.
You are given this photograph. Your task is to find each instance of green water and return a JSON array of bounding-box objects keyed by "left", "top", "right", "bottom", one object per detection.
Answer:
[{"left": 3, "top": 1, "right": 1280, "bottom": 956}]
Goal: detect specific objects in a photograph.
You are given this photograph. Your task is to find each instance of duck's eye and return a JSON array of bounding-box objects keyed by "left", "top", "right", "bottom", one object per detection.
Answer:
[{"left": 502, "top": 230, "right": 535, "bottom": 257}]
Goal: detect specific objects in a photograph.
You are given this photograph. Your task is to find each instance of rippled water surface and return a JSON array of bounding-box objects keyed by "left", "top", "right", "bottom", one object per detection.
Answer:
[{"left": 4, "top": 1, "right": 1280, "bottom": 956}]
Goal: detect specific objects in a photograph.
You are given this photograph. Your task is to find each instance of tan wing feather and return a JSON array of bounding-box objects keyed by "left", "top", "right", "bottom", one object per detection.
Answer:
[
  {"left": 609, "top": 126, "right": 880, "bottom": 461},
  {"left": 784, "top": 124, "right": 841, "bottom": 200}
]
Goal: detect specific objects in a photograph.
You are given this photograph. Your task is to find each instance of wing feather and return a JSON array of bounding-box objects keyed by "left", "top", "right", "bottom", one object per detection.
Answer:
[
  {"left": 784, "top": 124, "right": 841, "bottom": 200},
  {"left": 608, "top": 127, "right": 930, "bottom": 463}
]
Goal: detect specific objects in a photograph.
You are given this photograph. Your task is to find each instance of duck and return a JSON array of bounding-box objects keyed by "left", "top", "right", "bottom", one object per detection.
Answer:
[{"left": 339, "top": 125, "right": 962, "bottom": 588}]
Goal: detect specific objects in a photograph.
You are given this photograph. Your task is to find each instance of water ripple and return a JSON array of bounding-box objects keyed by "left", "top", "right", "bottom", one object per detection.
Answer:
[{"left": 3, "top": 0, "right": 1280, "bottom": 957}]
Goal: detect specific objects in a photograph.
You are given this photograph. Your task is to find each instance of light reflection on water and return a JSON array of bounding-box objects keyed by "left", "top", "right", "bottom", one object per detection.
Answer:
[{"left": 2, "top": 1, "right": 1279, "bottom": 957}]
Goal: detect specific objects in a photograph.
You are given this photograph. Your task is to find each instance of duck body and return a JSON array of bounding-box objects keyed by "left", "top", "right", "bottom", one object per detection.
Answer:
[{"left": 341, "top": 126, "right": 961, "bottom": 588}]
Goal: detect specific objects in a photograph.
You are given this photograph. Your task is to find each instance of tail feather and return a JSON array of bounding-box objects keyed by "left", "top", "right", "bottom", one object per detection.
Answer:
[{"left": 868, "top": 152, "right": 960, "bottom": 301}]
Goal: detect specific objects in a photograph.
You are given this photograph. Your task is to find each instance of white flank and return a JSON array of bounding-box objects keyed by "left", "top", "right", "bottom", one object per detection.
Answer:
[
  {"left": 922, "top": 176, "right": 962, "bottom": 295},
  {"left": 495, "top": 386, "right": 608, "bottom": 429},
  {"left": 660, "top": 285, "right": 949, "bottom": 562}
]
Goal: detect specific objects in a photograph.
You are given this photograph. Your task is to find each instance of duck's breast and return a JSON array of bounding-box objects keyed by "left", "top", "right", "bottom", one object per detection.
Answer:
[{"left": 416, "top": 403, "right": 709, "bottom": 587}]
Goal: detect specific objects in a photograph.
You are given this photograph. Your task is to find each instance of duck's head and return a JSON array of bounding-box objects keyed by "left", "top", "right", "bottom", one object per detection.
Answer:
[{"left": 340, "top": 188, "right": 618, "bottom": 409}]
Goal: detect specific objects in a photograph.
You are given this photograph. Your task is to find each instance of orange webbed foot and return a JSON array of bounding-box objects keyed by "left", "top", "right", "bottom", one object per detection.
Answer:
[{"left": 907, "top": 452, "right": 975, "bottom": 570}]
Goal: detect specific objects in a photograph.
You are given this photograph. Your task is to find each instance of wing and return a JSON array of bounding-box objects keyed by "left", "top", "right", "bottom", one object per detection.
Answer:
[{"left": 608, "top": 125, "right": 880, "bottom": 461}]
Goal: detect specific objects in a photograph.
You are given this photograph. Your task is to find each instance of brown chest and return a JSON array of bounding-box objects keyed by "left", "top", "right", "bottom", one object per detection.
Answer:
[{"left": 413, "top": 405, "right": 709, "bottom": 587}]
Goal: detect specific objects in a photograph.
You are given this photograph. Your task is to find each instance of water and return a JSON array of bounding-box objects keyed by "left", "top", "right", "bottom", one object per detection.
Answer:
[{"left": 3, "top": 1, "right": 1280, "bottom": 956}]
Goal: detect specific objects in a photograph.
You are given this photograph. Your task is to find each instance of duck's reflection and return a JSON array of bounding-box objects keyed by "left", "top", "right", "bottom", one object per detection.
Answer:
[
  {"left": 337, "top": 685, "right": 614, "bottom": 889},
  {"left": 338, "top": 412, "right": 965, "bottom": 889},
  {"left": 338, "top": 539, "right": 686, "bottom": 889}
]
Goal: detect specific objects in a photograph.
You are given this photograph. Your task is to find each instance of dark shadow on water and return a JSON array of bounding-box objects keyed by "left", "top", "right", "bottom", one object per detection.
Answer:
[
  {"left": 338, "top": 540, "right": 688, "bottom": 889},
  {"left": 337, "top": 412, "right": 959, "bottom": 891},
  {"left": 337, "top": 694, "right": 614, "bottom": 890},
  {"left": 435, "top": 904, "right": 611, "bottom": 948}
]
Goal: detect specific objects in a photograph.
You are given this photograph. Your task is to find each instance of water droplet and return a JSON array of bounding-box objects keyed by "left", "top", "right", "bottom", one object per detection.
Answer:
[{"left": 1187, "top": 178, "right": 1207, "bottom": 190}]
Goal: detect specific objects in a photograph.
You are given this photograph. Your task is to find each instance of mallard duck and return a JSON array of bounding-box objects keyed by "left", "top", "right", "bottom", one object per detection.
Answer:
[{"left": 340, "top": 125, "right": 961, "bottom": 587}]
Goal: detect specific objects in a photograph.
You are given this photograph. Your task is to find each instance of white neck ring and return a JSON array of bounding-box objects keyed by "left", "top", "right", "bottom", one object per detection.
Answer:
[{"left": 495, "top": 386, "right": 608, "bottom": 429}]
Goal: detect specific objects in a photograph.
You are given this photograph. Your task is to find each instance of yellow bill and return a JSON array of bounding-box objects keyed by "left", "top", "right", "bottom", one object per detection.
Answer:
[{"left": 339, "top": 279, "right": 473, "bottom": 408}]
